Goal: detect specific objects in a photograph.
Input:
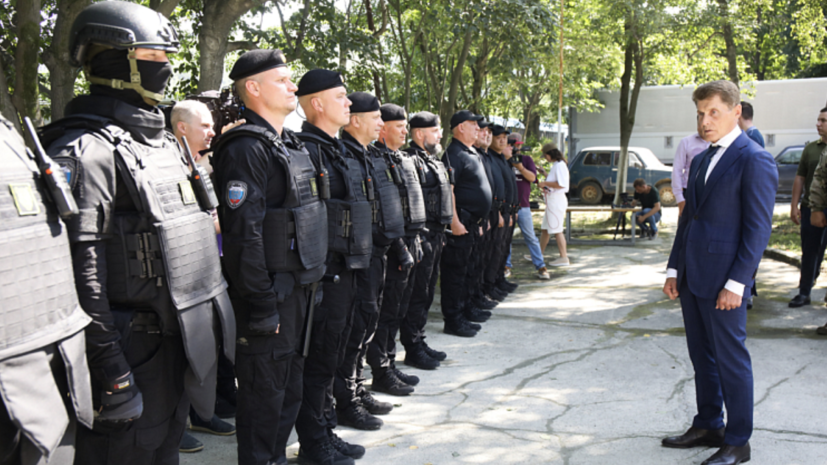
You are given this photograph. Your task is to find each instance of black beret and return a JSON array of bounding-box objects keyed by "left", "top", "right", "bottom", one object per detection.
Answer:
[
  {"left": 348, "top": 92, "right": 380, "bottom": 113},
  {"left": 296, "top": 69, "right": 346, "bottom": 97},
  {"left": 380, "top": 103, "right": 407, "bottom": 122},
  {"left": 409, "top": 111, "right": 440, "bottom": 129},
  {"left": 477, "top": 118, "right": 492, "bottom": 129},
  {"left": 491, "top": 124, "right": 510, "bottom": 136},
  {"left": 450, "top": 109, "right": 483, "bottom": 129},
  {"left": 229, "top": 49, "right": 287, "bottom": 81}
]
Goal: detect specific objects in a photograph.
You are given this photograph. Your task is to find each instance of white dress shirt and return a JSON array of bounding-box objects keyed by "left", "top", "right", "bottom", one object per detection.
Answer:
[{"left": 667, "top": 126, "right": 745, "bottom": 296}]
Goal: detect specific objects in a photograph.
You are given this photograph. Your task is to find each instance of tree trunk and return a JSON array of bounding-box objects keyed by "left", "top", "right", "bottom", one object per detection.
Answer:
[
  {"left": 45, "top": 0, "right": 92, "bottom": 121},
  {"left": 615, "top": 15, "right": 644, "bottom": 205},
  {"left": 717, "top": 0, "right": 739, "bottom": 86},
  {"left": 0, "top": 58, "right": 20, "bottom": 130},
  {"left": 440, "top": 28, "right": 474, "bottom": 144},
  {"left": 12, "top": 0, "right": 41, "bottom": 125},
  {"left": 197, "top": 0, "right": 266, "bottom": 93},
  {"left": 470, "top": 37, "right": 489, "bottom": 114}
]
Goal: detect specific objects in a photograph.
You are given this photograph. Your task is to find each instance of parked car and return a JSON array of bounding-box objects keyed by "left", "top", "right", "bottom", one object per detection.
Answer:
[
  {"left": 774, "top": 145, "right": 805, "bottom": 196},
  {"left": 569, "top": 146, "right": 675, "bottom": 206}
]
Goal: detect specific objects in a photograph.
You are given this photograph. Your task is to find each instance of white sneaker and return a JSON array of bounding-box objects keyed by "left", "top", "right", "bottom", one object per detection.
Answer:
[
  {"left": 524, "top": 254, "right": 533, "bottom": 261},
  {"left": 537, "top": 267, "right": 550, "bottom": 280},
  {"left": 549, "top": 257, "right": 570, "bottom": 267},
  {"left": 504, "top": 267, "right": 512, "bottom": 278}
]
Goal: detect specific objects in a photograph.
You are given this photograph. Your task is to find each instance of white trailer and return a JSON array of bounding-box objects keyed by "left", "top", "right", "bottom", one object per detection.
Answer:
[{"left": 570, "top": 78, "right": 827, "bottom": 164}]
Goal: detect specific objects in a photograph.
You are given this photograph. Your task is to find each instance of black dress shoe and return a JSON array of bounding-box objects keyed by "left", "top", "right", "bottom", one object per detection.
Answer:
[
  {"left": 661, "top": 426, "right": 725, "bottom": 449},
  {"left": 190, "top": 414, "right": 236, "bottom": 436},
  {"left": 789, "top": 294, "right": 811, "bottom": 308},
  {"left": 701, "top": 443, "right": 751, "bottom": 465}
]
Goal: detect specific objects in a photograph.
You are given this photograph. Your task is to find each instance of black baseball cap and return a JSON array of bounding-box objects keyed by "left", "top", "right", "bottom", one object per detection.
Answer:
[
  {"left": 450, "top": 110, "right": 483, "bottom": 129},
  {"left": 491, "top": 124, "right": 510, "bottom": 136}
]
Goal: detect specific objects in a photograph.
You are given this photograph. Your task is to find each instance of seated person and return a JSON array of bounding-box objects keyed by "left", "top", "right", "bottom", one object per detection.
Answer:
[{"left": 630, "top": 178, "right": 661, "bottom": 238}]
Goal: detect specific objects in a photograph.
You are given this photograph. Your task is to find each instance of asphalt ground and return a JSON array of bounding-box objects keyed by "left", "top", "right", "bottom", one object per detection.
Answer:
[{"left": 182, "top": 206, "right": 827, "bottom": 465}]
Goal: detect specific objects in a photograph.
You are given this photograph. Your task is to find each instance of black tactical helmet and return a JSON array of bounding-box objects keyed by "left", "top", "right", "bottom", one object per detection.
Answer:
[{"left": 69, "top": 1, "right": 179, "bottom": 67}]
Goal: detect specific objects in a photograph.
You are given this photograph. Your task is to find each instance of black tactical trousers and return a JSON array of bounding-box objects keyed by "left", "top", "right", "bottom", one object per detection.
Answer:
[
  {"left": 484, "top": 220, "right": 507, "bottom": 291},
  {"left": 235, "top": 288, "right": 307, "bottom": 465},
  {"left": 402, "top": 229, "right": 445, "bottom": 348},
  {"left": 367, "top": 246, "right": 414, "bottom": 372},
  {"left": 496, "top": 215, "right": 517, "bottom": 284},
  {"left": 75, "top": 331, "right": 188, "bottom": 465},
  {"left": 465, "top": 222, "right": 489, "bottom": 306},
  {"left": 334, "top": 246, "right": 388, "bottom": 408},
  {"left": 295, "top": 266, "right": 357, "bottom": 447},
  {"left": 0, "top": 344, "right": 75, "bottom": 465},
  {"left": 440, "top": 223, "right": 478, "bottom": 321}
]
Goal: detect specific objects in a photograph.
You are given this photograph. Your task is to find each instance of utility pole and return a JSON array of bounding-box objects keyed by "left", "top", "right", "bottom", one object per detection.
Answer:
[{"left": 558, "top": 0, "right": 564, "bottom": 154}]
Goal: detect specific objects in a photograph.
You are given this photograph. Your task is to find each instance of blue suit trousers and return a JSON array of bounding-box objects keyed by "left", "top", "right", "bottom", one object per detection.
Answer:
[{"left": 679, "top": 279, "right": 753, "bottom": 446}]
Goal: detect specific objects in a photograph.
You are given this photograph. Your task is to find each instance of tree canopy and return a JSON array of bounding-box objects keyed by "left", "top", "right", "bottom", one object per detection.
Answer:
[{"left": 2, "top": 0, "right": 826, "bottom": 143}]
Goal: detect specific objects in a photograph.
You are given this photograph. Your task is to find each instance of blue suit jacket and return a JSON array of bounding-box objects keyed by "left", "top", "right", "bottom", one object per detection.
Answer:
[{"left": 667, "top": 131, "right": 778, "bottom": 300}]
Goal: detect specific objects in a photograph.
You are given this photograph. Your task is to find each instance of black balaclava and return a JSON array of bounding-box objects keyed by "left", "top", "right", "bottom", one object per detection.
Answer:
[{"left": 88, "top": 49, "right": 172, "bottom": 109}]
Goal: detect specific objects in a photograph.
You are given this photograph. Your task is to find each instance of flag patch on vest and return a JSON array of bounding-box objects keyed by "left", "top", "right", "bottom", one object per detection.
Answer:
[
  {"left": 227, "top": 181, "right": 248, "bottom": 209},
  {"left": 9, "top": 183, "right": 40, "bottom": 216},
  {"left": 54, "top": 157, "right": 78, "bottom": 190}
]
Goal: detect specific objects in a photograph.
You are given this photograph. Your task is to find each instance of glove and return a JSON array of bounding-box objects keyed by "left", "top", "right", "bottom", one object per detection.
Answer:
[
  {"left": 95, "top": 372, "right": 143, "bottom": 431},
  {"left": 396, "top": 245, "right": 415, "bottom": 272}
]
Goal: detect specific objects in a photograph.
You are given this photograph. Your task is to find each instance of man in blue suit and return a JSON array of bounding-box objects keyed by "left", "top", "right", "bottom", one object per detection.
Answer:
[{"left": 661, "top": 80, "right": 777, "bottom": 465}]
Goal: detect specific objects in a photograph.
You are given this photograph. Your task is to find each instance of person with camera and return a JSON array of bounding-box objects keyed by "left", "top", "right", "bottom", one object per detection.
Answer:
[
  {"left": 292, "top": 68, "right": 370, "bottom": 465},
  {"left": 507, "top": 137, "right": 550, "bottom": 280},
  {"left": 538, "top": 145, "right": 570, "bottom": 266},
  {"left": 212, "top": 49, "right": 328, "bottom": 465},
  {"left": 440, "top": 110, "right": 493, "bottom": 337},
  {"left": 399, "top": 111, "right": 452, "bottom": 369},
  {"left": 40, "top": 2, "right": 235, "bottom": 463}
]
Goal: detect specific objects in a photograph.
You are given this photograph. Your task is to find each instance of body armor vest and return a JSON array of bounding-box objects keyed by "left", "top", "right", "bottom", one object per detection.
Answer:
[
  {"left": 0, "top": 119, "right": 91, "bottom": 361},
  {"left": 386, "top": 149, "right": 426, "bottom": 234},
  {"left": 298, "top": 133, "right": 372, "bottom": 270},
  {"left": 216, "top": 126, "right": 327, "bottom": 284},
  {"left": 40, "top": 115, "right": 236, "bottom": 391},
  {"left": 366, "top": 149, "right": 406, "bottom": 239},
  {"left": 409, "top": 147, "right": 453, "bottom": 225}
]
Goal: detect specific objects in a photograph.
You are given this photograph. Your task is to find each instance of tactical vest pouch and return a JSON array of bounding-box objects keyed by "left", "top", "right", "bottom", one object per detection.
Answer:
[
  {"left": 326, "top": 199, "right": 372, "bottom": 260},
  {"left": 106, "top": 215, "right": 163, "bottom": 304},
  {"left": 376, "top": 183, "right": 405, "bottom": 239},
  {"left": 263, "top": 201, "right": 328, "bottom": 274},
  {"left": 155, "top": 213, "right": 225, "bottom": 310}
]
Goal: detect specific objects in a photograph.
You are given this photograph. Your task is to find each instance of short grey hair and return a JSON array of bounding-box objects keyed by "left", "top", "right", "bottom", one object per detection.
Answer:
[
  {"left": 171, "top": 100, "right": 210, "bottom": 130},
  {"left": 692, "top": 80, "right": 741, "bottom": 108}
]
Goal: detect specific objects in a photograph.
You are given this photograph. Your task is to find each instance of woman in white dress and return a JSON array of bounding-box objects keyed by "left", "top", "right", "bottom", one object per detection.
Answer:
[{"left": 538, "top": 144, "right": 570, "bottom": 266}]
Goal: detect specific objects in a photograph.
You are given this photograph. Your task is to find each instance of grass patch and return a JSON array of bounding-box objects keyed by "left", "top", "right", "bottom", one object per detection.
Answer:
[{"left": 768, "top": 213, "right": 800, "bottom": 253}]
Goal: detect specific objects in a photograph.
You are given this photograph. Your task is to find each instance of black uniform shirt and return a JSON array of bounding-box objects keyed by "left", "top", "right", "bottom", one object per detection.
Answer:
[
  {"left": 300, "top": 122, "right": 348, "bottom": 200},
  {"left": 213, "top": 109, "right": 290, "bottom": 329},
  {"left": 480, "top": 147, "right": 504, "bottom": 211},
  {"left": 490, "top": 148, "right": 516, "bottom": 210},
  {"left": 444, "top": 139, "right": 492, "bottom": 220}
]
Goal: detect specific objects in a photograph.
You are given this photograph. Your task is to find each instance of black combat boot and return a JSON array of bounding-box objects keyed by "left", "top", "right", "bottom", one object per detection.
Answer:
[
  {"left": 464, "top": 306, "right": 491, "bottom": 323},
  {"left": 371, "top": 369, "right": 414, "bottom": 396},
  {"left": 359, "top": 390, "right": 393, "bottom": 415},
  {"left": 392, "top": 366, "right": 421, "bottom": 385},
  {"left": 328, "top": 430, "right": 366, "bottom": 459},
  {"left": 444, "top": 317, "right": 479, "bottom": 337},
  {"left": 404, "top": 343, "right": 440, "bottom": 370},
  {"left": 297, "top": 440, "right": 355, "bottom": 465},
  {"left": 337, "top": 402, "right": 383, "bottom": 430},
  {"left": 422, "top": 341, "right": 447, "bottom": 361}
]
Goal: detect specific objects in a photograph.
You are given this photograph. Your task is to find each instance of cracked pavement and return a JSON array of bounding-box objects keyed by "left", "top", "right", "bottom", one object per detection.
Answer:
[{"left": 183, "top": 207, "right": 827, "bottom": 465}]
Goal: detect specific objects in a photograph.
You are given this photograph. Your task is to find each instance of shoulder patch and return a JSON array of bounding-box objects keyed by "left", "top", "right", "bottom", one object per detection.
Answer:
[
  {"left": 227, "top": 181, "right": 248, "bottom": 209},
  {"left": 53, "top": 157, "right": 79, "bottom": 190}
]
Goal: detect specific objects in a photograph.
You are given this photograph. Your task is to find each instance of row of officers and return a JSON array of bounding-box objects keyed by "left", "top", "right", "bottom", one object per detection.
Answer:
[{"left": 0, "top": 2, "right": 522, "bottom": 465}]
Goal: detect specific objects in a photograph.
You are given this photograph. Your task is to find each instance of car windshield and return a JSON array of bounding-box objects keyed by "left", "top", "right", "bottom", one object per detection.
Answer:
[{"left": 776, "top": 148, "right": 803, "bottom": 165}]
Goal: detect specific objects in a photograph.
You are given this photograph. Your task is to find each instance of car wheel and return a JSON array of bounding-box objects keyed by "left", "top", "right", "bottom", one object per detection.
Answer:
[
  {"left": 657, "top": 181, "right": 676, "bottom": 206},
  {"left": 579, "top": 181, "right": 603, "bottom": 205}
]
